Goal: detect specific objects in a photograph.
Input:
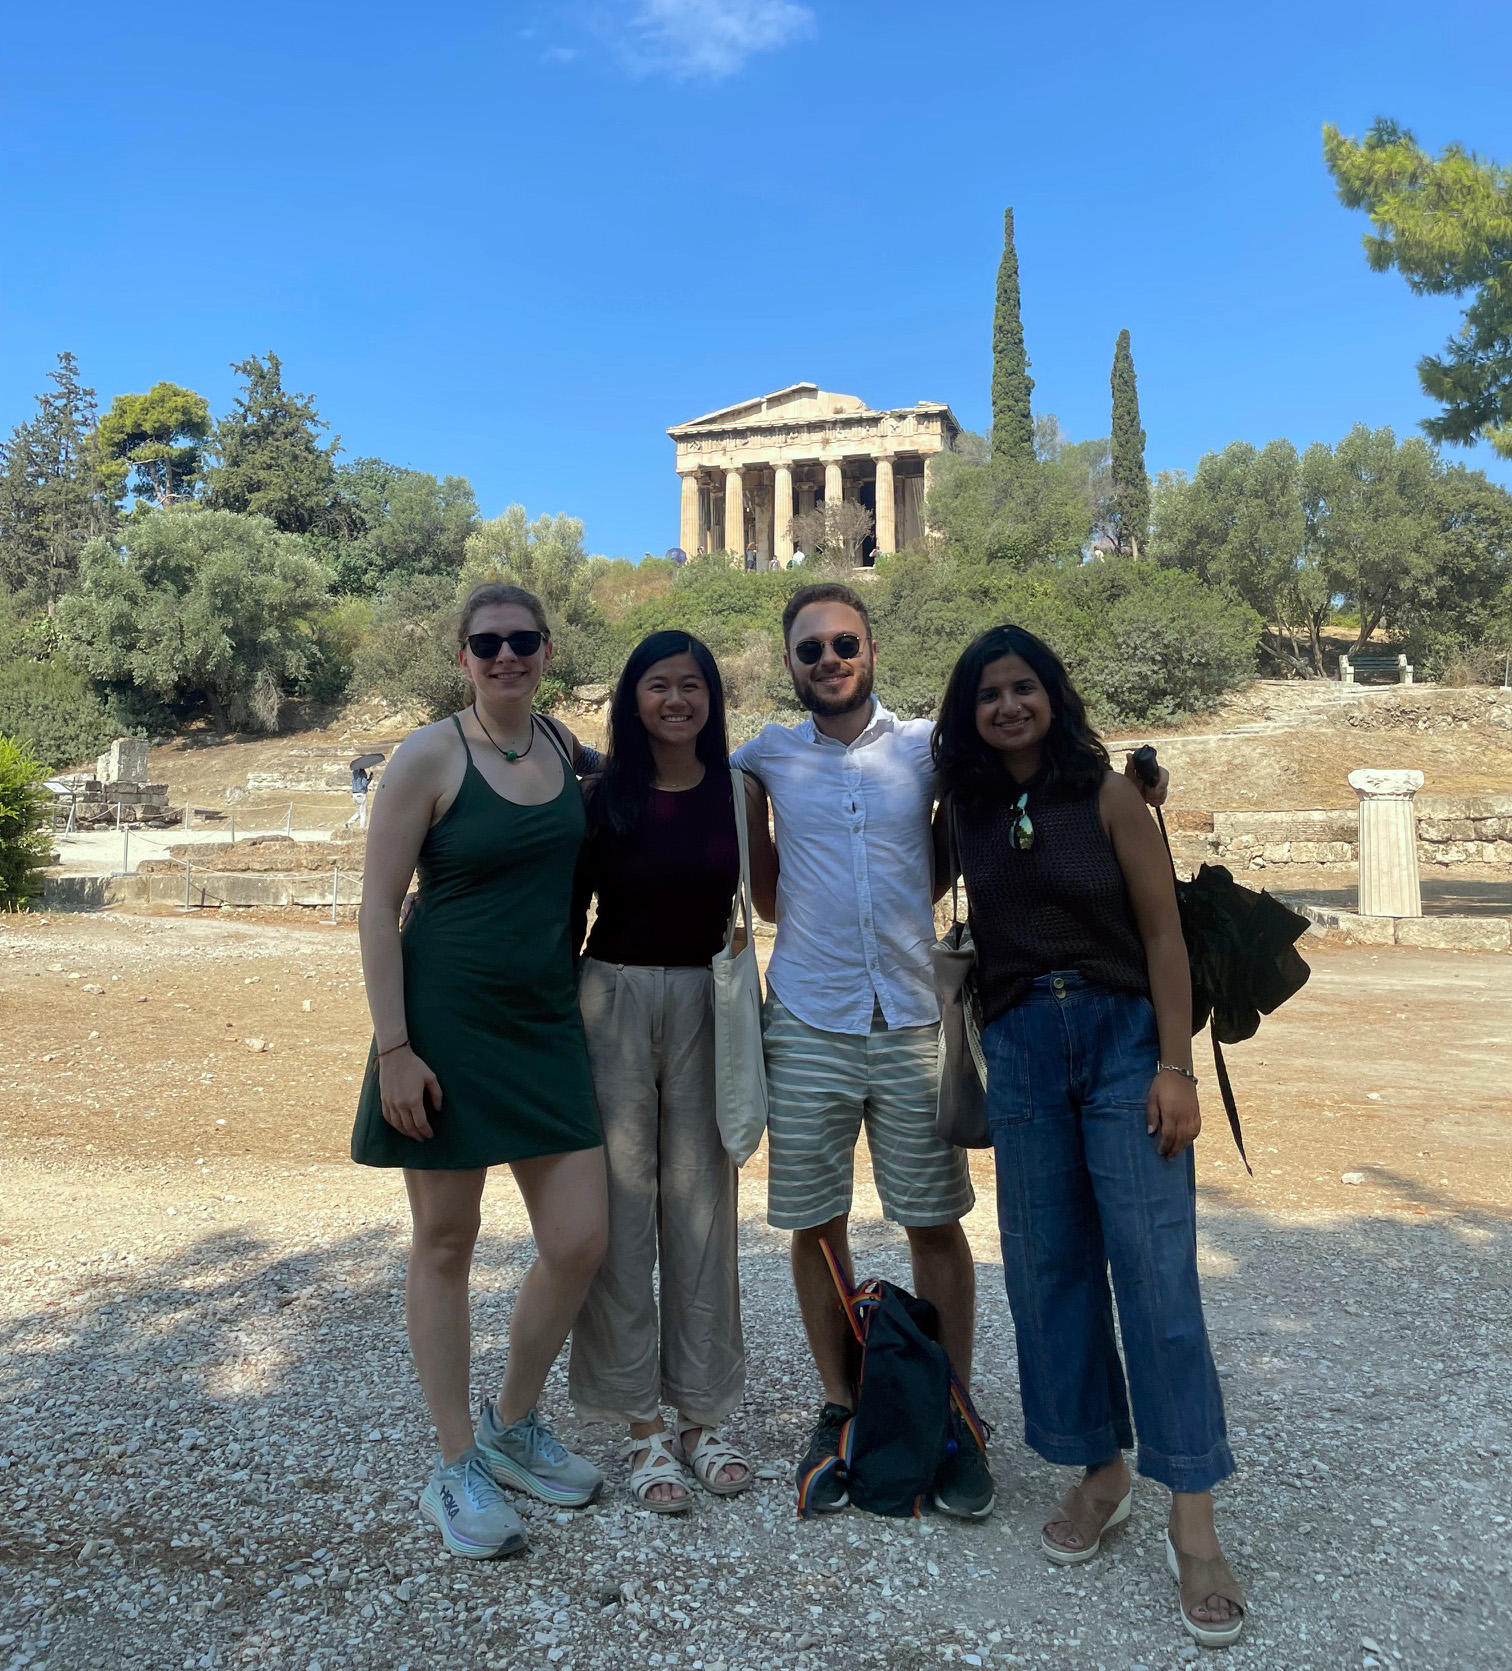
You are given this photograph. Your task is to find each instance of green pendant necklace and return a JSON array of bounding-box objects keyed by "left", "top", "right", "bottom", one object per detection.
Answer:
[{"left": 472, "top": 703, "right": 536, "bottom": 763}]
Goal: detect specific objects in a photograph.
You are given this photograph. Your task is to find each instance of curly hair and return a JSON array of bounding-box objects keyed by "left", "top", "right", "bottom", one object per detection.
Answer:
[{"left": 931, "top": 624, "right": 1109, "bottom": 807}]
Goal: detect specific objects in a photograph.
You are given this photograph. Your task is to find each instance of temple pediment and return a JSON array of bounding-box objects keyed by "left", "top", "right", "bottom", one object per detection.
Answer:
[{"left": 669, "top": 384, "right": 869, "bottom": 434}]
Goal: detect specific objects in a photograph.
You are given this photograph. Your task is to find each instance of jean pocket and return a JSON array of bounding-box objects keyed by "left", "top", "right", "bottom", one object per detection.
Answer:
[{"left": 983, "top": 1013, "right": 1035, "bottom": 1127}]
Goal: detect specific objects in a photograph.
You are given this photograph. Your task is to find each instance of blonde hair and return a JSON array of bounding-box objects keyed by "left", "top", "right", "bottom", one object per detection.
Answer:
[{"left": 457, "top": 582, "right": 550, "bottom": 648}]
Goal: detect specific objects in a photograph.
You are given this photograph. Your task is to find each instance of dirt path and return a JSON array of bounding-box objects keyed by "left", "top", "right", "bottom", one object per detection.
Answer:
[{"left": 1, "top": 914, "right": 1509, "bottom": 1670}]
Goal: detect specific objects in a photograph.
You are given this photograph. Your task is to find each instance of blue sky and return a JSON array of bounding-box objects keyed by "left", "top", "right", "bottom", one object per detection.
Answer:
[{"left": 3, "top": 0, "right": 1508, "bottom": 558}]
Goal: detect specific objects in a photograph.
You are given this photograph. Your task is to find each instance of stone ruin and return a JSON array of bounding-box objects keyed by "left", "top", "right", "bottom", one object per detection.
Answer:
[{"left": 50, "top": 737, "right": 174, "bottom": 828}]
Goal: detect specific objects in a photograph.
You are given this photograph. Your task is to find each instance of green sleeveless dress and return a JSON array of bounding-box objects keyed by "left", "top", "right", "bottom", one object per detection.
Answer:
[{"left": 351, "top": 715, "right": 601, "bottom": 1170}]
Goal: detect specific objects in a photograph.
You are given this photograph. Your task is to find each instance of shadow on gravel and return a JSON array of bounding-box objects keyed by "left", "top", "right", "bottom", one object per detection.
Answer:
[{"left": 1, "top": 1182, "right": 1508, "bottom": 1671}]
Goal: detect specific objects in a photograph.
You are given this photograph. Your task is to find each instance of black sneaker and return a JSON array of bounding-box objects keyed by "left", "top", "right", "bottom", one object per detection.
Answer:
[
  {"left": 934, "top": 1403, "right": 996, "bottom": 1520},
  {"left": 796, "top": 1401, "right": 852, "bottom": 1515}
]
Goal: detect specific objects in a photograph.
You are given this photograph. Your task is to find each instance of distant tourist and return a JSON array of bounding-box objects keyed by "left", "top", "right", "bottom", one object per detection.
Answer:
[
  {"left": 351, "top": 581, "right": 607, "bottom": 1560},
  {"left": 570, "top": 631, "right": 773, "bottom": 1512},
  {"left": 789, "top": 547, "right": 806, "bottom": 567},
  {"left": 767, "top": 557, "right": 781, "bottom": 570},
  {"left": 346, "top": 764, "right": 372, "bottom": 829},
  {"left": 744, "top": 543, "right": 758, "bottom": 571},
  {"left": 932, "top": 624, "right": 1244, "bottom": 1649}
]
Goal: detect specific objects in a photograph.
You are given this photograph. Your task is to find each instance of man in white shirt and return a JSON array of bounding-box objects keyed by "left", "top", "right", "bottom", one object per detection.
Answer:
[
  {"left": 737, "top": 583, "right": 1170, "bottom": 1520},
  {"left": 733, "top": 582, "right": 991, "bottom": 1519}
]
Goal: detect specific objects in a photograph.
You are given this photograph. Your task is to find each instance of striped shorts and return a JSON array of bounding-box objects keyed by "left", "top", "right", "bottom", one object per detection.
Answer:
[{"left": 761, "top": 992, "right": 975, "bottom": 1232}]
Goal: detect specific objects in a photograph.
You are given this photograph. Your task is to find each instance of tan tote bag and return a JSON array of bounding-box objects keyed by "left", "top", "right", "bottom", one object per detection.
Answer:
[{"left": 712, "top": 767, "right": 769, "bottom": 1165}]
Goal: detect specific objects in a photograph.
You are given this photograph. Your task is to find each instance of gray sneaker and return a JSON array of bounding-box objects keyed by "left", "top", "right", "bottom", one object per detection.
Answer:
[
  {"left": 475, "top": 1400, "right": 603, "bottom": 1506},
  {"left": 420, "top": 1447, "right": 528, "bottom": 1558}
]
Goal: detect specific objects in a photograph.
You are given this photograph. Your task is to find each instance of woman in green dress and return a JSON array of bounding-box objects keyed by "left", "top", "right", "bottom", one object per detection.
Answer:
[{"left": 352, "top": 582, "right": 607, "bottom": 1560}]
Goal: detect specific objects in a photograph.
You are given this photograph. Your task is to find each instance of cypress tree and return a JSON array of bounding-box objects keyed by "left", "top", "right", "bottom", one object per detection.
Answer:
[
  {"left": 0, "top": 352, "right": 111, "bottom": 612},
  {"left": 991, "top": 208, "right": 1035, "bottom": 465},
  {"left": 1109, "top": 328, "right": 1149, "bottom": 556}
]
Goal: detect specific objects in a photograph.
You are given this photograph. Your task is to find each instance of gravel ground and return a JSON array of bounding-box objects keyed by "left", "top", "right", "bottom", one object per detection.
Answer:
[{"left": 1, "top": 916, "right": 1509, "bottom": 1671}]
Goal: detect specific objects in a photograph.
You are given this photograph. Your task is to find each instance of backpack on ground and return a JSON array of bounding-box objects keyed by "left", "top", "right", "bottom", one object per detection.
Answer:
[{"left": 797, "top": 1240, "right": 986, "bottom": 1519}]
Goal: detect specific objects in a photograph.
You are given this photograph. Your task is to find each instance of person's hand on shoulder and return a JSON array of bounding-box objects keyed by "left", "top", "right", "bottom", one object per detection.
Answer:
[{"left": 1123, "top": 750, "right": 1171, "bottom": 808}]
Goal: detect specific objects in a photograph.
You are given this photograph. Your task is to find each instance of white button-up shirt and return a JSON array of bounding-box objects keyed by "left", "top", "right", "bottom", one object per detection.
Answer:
[{"left": 733, "top": 701, "right": 939, "bottom": 1035}]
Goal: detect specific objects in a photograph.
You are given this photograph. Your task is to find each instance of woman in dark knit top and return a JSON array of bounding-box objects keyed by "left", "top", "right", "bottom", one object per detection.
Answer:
[
  {"left": 569, "top": 632, "right": 771, "bottom": 1514},
  {"left": 932, "top": 625, "right": 1245, "bottom": 1649}
]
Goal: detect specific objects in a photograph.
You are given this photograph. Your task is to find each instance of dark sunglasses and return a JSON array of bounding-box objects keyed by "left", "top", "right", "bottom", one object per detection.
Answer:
[
  {"left": 793, "top": 631, "right": 863, "bottom": 666},
  {"left": 467, "top": 629, "right": 547, "bottom": 660}
]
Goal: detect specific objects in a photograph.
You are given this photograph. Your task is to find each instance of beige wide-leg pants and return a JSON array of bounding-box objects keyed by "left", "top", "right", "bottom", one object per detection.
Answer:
[{"left": 569, "top": 958, "right": 745, "bottom": 1428}]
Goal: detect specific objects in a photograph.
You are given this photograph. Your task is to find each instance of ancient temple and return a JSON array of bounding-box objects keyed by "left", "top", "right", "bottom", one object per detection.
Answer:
[{"left": 668, "top": 384, "right": 961, "bottom": 564}]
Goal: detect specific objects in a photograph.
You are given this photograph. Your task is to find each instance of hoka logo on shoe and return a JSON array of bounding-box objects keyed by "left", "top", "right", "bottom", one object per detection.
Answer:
[{"left": 440, "top": 1485, "right": 460, "bottom": 1518}]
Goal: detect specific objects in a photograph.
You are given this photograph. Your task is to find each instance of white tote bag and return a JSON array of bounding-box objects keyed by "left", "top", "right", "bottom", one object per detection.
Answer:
[{"left": 711, "top": 767, "right": 769, "bottom": 1165}]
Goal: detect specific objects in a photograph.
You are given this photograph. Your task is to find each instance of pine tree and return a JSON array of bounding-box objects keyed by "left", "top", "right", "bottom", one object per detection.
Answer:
[
  {"left": 96, "top": 382, "right": 212, "bottom": 509},
  {"left": 1325, "top": 120, "right": 1512, "bottom": 458},
  {"left": 1109, "top": 329, "right": 1149, "bottom": 557},
  {"left": 991, "top": 208, "right": 1035, "bottom": 465},
  {"left": 0, "top": 352, "right": 112, "bottom": 612},
  {"left": 208, "top": 352, "right": 339, "bottom": 535}
]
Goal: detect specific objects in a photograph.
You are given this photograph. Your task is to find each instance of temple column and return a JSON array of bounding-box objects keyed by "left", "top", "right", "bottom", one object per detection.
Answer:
[
  {"left": 1349, "top": 769, "right": 1424, "bottom": 917},
  {"left": 824, "top": 459, "right": 843, "bottom": 506},
  {"left": 874, "top": 456, "right": 895, "bottom": 554},
  {"left": 679, "top": 472, "right": 699, "bottom": 556},
  {"left": 755, "top": 473, "right": 774, "bottom": 562},
  {"left": 724, "top": 468, "right": 744, "bottom": 559},
  {"left": 922, "top": 452, "right": 940, "bottom": 540},
  {"left": 774, "top": 463, "right": 794, "bottom": 562}
]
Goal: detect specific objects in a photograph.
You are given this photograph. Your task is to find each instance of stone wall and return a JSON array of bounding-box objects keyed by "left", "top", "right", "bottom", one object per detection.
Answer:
[{"left": 1210, "top": 795, "right": 1512, "bottom": 867}]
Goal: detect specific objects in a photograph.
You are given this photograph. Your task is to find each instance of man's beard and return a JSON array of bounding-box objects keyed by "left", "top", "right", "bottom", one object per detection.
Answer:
[{"left": 797, "top": 661, "right": 875, "bottom": 717}]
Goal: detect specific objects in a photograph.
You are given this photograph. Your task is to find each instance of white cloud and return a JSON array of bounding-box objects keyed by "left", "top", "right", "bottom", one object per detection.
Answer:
[
  {"left": 620, "top": 0, "right": 817, "bottom": 81},
  {"left": 541, "top": 44, "right": 582, "bottom": 64}
]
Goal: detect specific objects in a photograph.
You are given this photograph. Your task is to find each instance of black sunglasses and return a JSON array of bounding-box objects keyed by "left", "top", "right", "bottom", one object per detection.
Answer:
[
  {"left": 793, "top": 631, "right": 864, "bottom": 666},
  {"left": 467, "top": 630, "right": 547, "bottom": 660}
]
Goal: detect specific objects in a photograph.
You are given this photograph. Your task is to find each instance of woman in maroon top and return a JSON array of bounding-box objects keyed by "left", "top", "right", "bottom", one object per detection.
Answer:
[{"left": 569, "top": 631, "right": 771, "bottom": 1512}]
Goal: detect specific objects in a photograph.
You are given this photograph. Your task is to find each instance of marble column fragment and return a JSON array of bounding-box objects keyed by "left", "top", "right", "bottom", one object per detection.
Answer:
[
  {"left": 724, "top": 467, "right": 744, "bottom": 558},
  {"left": 774, "top": 463, "right": 794, "bottom": 562},
  {"left": 874, "top": 456, "right": 895, "bottom": 554},
  {"left": 1349, "top": 768, "right": 1424, "bottom": 917},
  {"left": 824, "top": 460, "right": 843, "bottom": 506}
]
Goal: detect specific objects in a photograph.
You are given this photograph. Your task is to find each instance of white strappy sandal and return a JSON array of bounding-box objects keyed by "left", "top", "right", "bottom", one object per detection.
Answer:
[
  {"left": 677, "top": 1425, "right": 754, "bottom": 1497},
  {"left": 624, "top": 1431, "right": 692, "bottom": 1514}
]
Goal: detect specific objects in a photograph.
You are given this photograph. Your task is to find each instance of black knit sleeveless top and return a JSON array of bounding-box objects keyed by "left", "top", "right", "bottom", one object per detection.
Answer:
[{"left": 953, "top": 772, "right": 1149, "bottom": 1025}]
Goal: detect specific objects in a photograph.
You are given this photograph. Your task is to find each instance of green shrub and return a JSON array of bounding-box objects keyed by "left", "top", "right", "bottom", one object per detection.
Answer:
[
  {"left": 866, "top": 553, "right": 1259, "bottom": 725},
  {"left": 617, "top": 564, "right": 798, "bottom": 660},
  {"left": 1055, "top": 562, "right": 1262, "bottom": 725},
  {"left": 351, "top": 583, "right": 469, "bottom": 721},
  {"left": 300, "top": 596, "right": 373, "bottom": 703},
  {"left": 0, "top": 735, "right": 50, "bottom": 909},
  {"left": 0, "top": 656, "right": 120, "bottom": 770}
]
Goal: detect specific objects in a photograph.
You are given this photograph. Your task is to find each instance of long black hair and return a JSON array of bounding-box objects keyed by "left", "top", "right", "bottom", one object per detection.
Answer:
[
  {"left": 932, "top": 623, "right": 1109, "bottom": 808},
  {"left": 591, "top": 631, "right": 730, "bottom": 840}
]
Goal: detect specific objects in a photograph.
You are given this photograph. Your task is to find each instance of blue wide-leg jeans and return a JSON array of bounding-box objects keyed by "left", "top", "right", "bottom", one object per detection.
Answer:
[{"left": 984, "top": 972, "right": 1233, "bottom": 1494}]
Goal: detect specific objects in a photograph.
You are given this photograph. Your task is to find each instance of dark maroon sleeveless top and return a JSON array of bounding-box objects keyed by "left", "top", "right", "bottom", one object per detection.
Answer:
[
  {"left": 581, "top": 768, "right": 740, "bottom": 968},
  {"left": 954, "top": 774, "right": 1150, "bottom": 1025}
]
